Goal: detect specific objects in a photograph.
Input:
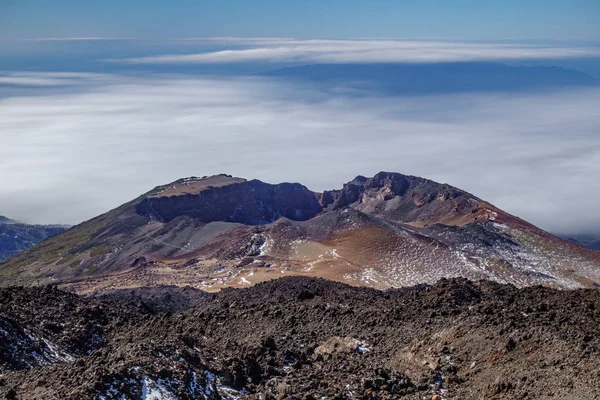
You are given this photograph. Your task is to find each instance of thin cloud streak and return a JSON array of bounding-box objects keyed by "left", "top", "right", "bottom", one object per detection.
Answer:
[
  {"left": 0, "top": 72, "right": 113, "bottom": 87},
  {"left": 0, "top": 73, "right": 599, "bottom": 235},
  {"left": 112, "top": 39, "right": 600, "bottom": 64},
  {"left": 19, "top": 37, "right": 135, "bottom": 41}
]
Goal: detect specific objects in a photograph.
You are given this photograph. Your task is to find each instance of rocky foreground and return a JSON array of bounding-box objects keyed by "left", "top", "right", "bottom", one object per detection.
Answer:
[{"left": 0, "top": 277, "right": 599, "bottom": 399}]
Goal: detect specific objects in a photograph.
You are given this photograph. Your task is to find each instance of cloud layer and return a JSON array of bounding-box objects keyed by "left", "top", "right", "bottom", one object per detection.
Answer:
[
  {"left": 1, "top": 72, "right": 599, "bottom": 234},
  {"left": 0, "top": 72, "right": 113, "bottom": 87},
  {"left": 2, "top": 37, "right": 134, "bottom": 41},
  {"left": 115, "top": 39, "right": 600, "bottom": 64}
]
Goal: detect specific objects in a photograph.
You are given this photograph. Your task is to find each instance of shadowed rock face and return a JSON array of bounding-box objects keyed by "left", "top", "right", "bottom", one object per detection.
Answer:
[{"left": 136, "top": 179, "right": 324, "bottom": 225}]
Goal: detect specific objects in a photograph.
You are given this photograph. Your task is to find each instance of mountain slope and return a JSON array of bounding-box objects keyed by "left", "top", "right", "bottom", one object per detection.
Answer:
[
  {"left": 1, "top": 172, "right": 599, "bottom": 292},
  {"left": 260, "top": 62, "right": 599, "bottom": 95},
  {"left": 0, "top": 218, "right": 66, "bottom": 262},
  {"left": 0, "top": 215, "right": 17, "bottom": 224}
]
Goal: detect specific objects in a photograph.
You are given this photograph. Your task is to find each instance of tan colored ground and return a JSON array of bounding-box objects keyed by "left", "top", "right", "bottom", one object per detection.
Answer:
[
  {"left": 56, "top": 221, "right": 600, "bottom": 295},
  {"left": 149, "top": 175, "right": 247, "bottom": 198}
]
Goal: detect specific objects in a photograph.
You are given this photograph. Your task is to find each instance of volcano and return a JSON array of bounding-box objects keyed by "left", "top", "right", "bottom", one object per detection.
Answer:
[{"left": 1, "top": 172, "right": 599, "bottom": 293}]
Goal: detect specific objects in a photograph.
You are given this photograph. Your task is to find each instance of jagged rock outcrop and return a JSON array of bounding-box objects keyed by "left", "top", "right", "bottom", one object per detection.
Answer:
[{"left": 321, "top": 172, "right": 491, "bottom": 226}]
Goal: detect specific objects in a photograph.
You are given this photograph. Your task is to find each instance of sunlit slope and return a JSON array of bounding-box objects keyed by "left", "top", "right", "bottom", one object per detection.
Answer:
[{"left": 1, "top": 172, "right": 599, "bottom": 293}]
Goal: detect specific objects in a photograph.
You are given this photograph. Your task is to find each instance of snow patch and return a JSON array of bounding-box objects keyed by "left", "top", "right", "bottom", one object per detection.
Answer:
[
  {"left": 239, "top": 277, "right": 251, "bottom": 285},
  {"left": 141, "top": 376, "right": 178, "bottom": 400},
  {"left": 353, "top": 339, "right": 372, "bottom": 354}
]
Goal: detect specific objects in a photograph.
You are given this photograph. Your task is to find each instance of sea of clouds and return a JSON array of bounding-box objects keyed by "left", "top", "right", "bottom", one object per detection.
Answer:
[{"left": 1, "top": 70, "right": 599, "bottom": 234}]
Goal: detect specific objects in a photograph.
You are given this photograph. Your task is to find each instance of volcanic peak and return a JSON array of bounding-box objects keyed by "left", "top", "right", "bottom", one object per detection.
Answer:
[{"left": 135, "top": 171, "right": 500, "bottom": 229}]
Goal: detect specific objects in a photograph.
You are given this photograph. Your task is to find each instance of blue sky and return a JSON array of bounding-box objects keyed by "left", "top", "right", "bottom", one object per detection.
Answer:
[{"left": 1, "top": 0, "right": 599, "bottom": 41}]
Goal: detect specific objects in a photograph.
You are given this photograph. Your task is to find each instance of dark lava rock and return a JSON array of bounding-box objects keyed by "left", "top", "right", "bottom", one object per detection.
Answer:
[{"left": 1, "top": 277, "right": 600, "bottom": 399}]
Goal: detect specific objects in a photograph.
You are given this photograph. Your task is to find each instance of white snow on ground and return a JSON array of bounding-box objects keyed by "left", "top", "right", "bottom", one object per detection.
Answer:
[
  {"left": 239, "top": 277, "right": 251, "bottom": 285},
  {"left": 141, "top": 376, "right": 178, "bottom": 400},
  {"left": 258, "top": 238, "right": 269, "bottom": 255},
  {"left": 188, "top": 371, "right": 200, "bottom": 395},
  {"left": 337, "top": 220, "right": 600, "bottom": 290},
  {"left": 7, "top": 329, "right": 76, "bottom": 368},
  {"left": 181, "top": 177, "right": 201, "bottom": 184},
  {"left": 41, "top": 337, "right": 75, "bottom": 362},
  {"left": 92, "top": 357, "right": 249, "bottom": 398},
  {"left": 98, "top": 378, "right": 132, "bottom": 400},
  {"left": 302, "top": 260, "right": 319, "bottom": 272},
  {"left": 352, "top": 339, "right": 372, "bottom": 354},
  {"left": 354, "top": 267, "right": 382, "bottom": 285},
  {"left": 488, "top": 223, "right": 594, "bottom": 289},
  {"left": 283, "top": 356, "right": 298, "bottom": 372}
]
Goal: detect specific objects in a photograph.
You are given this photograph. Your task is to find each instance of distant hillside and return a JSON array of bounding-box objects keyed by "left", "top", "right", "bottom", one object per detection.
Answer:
[
  {"left": 561, "top": 234, "right": 600, "bottom": 251},
  {"left": 260, "top": 62, "right": 599, "bottom": 95},
  {"left": 0, "top": 216, "right": 17, "bottom": 224},
  {"left": 0, "top": 219, "right": 67, "bottom": 261}
]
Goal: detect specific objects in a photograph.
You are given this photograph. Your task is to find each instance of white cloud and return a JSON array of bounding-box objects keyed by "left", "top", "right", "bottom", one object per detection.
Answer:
[
  {"left": 18, "top": 37, "right": 134, "bottom": 41},
  {"left": 112, "top": 39, "right": 600, "bottom": 64},
  {"left": 0, "top": 72, "right": 599, "bottom": 235},
  {"left": 0, "top": 72, "right": 113, "bottom": 87}
]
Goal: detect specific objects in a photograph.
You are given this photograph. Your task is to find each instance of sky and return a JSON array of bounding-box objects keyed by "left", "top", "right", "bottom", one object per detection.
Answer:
[
  {"left": 1, "top": 0, "right": 599, "bottom": 41},
  {"left": 0, "top": 2, "right": 600, "bottom": 234}
]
